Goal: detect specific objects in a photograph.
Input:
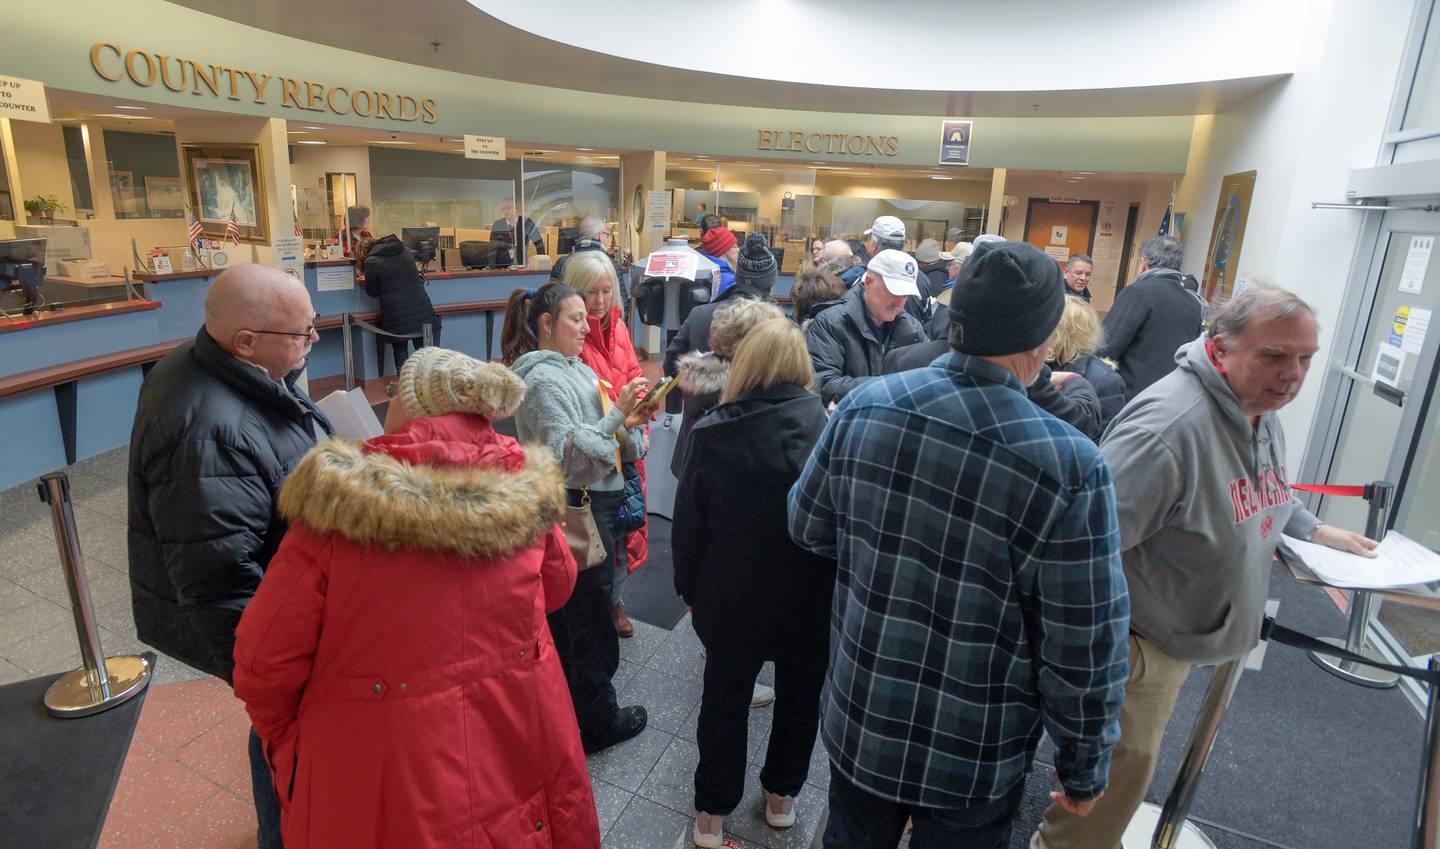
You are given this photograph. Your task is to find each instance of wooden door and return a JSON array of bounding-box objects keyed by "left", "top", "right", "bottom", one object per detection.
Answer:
[{"left": 1023, "top": 199, "right": 1099, "bottom": 269}]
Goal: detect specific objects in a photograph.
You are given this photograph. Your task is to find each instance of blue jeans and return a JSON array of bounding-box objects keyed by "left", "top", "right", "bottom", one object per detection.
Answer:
[
  {"left": 822, "top": 762, "right": 1025, "bottom": 849},
  {"left": 248, "top": 726, "right": 284, "bottom": 849}
]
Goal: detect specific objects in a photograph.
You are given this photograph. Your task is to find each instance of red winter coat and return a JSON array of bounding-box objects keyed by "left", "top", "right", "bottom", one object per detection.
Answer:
[
  {"left": 233, "top": 411, "right": 599, "bottom": 849},
  {"left": 579, "top": 307, "right": 649, "bottom": 571}
]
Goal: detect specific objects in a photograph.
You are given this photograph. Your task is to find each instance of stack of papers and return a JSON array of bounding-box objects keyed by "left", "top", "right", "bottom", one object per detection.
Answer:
[
  {"left": 1280, "top": 532, "right": 1440, "bottom": 589},
  {"left": 316, "top": 387, "right": 384, "bottom": 440}
]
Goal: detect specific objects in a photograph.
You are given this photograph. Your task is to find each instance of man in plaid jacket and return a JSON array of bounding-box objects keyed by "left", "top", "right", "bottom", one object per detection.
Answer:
[{"left": 789, "top": 242, "right": 1130, "bottom": 849}]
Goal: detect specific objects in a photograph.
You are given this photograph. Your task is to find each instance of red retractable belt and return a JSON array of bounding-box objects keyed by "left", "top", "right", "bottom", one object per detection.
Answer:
[{"left": 1292, "top": 483, "right": 1369, "bottom": 497}]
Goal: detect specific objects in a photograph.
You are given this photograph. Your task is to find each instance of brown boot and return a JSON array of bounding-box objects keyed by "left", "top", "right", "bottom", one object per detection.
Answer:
[{"left": 614, "top": 604, "right": 634, "bottom": 638}]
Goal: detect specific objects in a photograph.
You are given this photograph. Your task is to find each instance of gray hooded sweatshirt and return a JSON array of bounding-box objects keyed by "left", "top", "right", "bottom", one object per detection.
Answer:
[
  {"left": 1100, "top": 334, "right": 1321, "bottom": 663},
  {"left": 510, "top": 350, "right": 644, "bottom": 492}
]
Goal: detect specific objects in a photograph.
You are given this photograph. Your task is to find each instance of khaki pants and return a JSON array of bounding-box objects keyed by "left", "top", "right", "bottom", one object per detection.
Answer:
[{"left": 1031, "top": 634, "right": 1192, "bottom": 849}]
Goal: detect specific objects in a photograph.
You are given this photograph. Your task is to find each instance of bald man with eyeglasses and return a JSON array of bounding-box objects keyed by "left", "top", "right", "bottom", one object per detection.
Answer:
[{"left": 127, "top": 263, "right": 331, "bottom": 849}]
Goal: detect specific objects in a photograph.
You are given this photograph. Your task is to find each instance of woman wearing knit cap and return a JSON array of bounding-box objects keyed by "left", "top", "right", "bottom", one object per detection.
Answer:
[
  {"left": 233, "top": 347, "right": 600, "bottom": 849},
  {"left": 699, "top": 226, "right": 739, "bottom": 298},
  {"left": 564, "top": 251, "right": 649, "bottom": 639},
  {"left": 501, "top": 282, "right": 652, "bottom": 753}
]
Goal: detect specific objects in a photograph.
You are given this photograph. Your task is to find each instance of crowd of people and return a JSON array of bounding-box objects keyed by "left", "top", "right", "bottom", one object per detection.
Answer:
[{"left": 123, "top": 211, "right": 1381, "bottom": 849}]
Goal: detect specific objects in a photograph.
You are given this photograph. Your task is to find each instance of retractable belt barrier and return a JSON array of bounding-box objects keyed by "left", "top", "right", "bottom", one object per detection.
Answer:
[{"left": 1263, "top": 618, "right": 1440, "bottom": 686}]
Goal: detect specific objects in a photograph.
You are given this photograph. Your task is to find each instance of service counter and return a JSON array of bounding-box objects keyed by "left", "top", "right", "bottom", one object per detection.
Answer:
[{"left": 0, "top": 263, "right": 551, "bottom": 490}]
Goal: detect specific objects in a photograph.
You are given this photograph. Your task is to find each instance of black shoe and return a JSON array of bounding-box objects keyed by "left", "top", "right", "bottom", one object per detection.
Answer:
[{"left": 582, "top": 705, "right": 648, "bottom": 754}]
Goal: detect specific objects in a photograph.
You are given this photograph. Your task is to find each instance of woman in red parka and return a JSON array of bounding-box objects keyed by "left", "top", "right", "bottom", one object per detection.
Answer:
[
  {"left": 563, "top": 250, "right": 648, "bottom": 638},
  {"left": 233, "top": 347, "right": 600, "bottom": 849}
]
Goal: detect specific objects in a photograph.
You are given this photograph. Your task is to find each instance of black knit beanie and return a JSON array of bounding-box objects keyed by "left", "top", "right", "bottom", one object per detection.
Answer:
[
  {"left": 948, "top": 241, "right": 1065, "bottom": 356},
  {"left": 734, "top": 233, "right": 778, "bottom": 290}
]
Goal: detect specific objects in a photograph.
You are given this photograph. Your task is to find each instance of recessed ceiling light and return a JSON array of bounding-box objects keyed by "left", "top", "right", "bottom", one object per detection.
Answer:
[
  {"left": 93, "top": 113, "right": 155, "bottom": 120},
  {"left": 112, "top": 105, "right": 146, "bottom": 111},
  {"left": 1077, "top": 171, "right": 1096, "bottom": 175},
  {"left": 930, "top": 175, "right": 953, "bottom": 180},
  {"left": 296, "top": 140, "right": 327, "bottom": 145},
  {"left": 696, "top": 155, "right": 709, "bottom": 159},
  {"left": 287, "top": 130, "right": 308, "bottom": 134},
  {"left": 302, "top": 125, "right": 326, "bottom": 130},
  {"left": 375, "top": 140, "right": 416, "bottom": 145},
  {"left": 577, "top": 147, "right": 594, "bottom": 151}
]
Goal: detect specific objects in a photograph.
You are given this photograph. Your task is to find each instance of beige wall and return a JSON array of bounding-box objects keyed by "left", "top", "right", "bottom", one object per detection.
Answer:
[
  {"left": 8, "top": 120, "right": 77, "bottom": 215},
  {"left": 289, "top": 144, "right": 373, "bottom": 222},
  {"left": 1001, "top": 172, "right": 1177, "bottom": 311},
  {"left": 81, "top": 217, "right": 188, "bottom": 275}
]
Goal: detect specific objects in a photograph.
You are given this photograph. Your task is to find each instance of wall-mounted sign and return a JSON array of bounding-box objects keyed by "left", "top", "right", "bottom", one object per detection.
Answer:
[
  {"left": 1050, "top": 225, "right": 1069, "bottom": 245},
  {"left": 645, "top": 190, "right": 670, "bottom": 231},
  {"left": 1048, "top": 196, "right": 1081, "bottom": 204},
  {"left": 0, "top": 75, "right": 51, "bottom": 124},
  {"left": 464, "top": 135, "right": 505, "bottom": 160},
  {"left": 272, "top": 235, "right": 304, "bottom": 279},
  {"left": 938, "top": 120, "right": 972, "bottom": 166},
  {"left": 757, "top": 130, "right": 898, "bottom": 157},
  {"left": 315, "top": 263, "right": 355, "bottom": 292},
  {"left": 89, "top": 42, "right": 437, "bottom": 124}
]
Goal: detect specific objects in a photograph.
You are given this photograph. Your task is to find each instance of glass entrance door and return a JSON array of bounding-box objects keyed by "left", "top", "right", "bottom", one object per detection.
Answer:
[{"left": 1314, "top": 211, "right": 1440, "bottom": 662}]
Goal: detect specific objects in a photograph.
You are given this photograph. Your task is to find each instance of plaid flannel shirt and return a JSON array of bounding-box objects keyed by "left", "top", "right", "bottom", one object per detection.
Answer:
[{"left": 788, "top": 352, "right": 1129, "bottom": 808}]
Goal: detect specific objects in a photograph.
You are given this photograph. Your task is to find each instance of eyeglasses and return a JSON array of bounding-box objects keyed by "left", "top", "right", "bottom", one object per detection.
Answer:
[{"left": 246, "top": 325, "right": 317, "bottom": 338}]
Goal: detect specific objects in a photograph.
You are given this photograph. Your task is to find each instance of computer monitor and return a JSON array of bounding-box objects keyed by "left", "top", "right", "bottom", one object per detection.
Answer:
[
  {"left": 556, "top": 227, "right": 582, "bottom": 255},
  {"left": 0, "top": 237, "right": 46, "bottom": 315},
  {"left": 401, "top": 227, "right": 440, "bottom": 269}
]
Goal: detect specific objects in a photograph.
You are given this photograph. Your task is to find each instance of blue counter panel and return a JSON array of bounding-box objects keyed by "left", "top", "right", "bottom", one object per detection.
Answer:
[
  {"left": 140, "top": 278, "right": 208, "bottom": 336},
  {"left": 75, "top": 368, "right": 143, "bottom": 461},
  {"left": 3, "top": 308, "right": 166, "bottom": 377},
  {"left": 0, "top": 390, "right": 68, "bottom": 491}
]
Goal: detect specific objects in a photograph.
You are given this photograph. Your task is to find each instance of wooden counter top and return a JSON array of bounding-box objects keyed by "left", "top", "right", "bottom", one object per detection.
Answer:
[
  {"left": 0, "top": 299, "right": 161, "bottom": 334},
  {"left": 133, "top": 268, "right": 223, "bottom": 283}
]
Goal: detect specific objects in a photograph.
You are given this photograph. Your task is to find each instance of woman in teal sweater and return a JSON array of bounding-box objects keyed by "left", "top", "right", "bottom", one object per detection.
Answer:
[{"left": 502, "top": 282, "right": 651, "bottom": 753}]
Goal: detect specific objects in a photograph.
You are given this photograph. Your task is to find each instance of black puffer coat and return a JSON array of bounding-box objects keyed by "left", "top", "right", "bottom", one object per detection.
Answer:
[
  {"left": 363, "top": 235, "right": 439, "bottom": 335},
  {"left": 661, "top": 282, "right": 773, "bottom": 376},
  {"left": 127, "top": 329, "right": 331, "bottom": 681},
  {"left": 805, "top": 285, "right": 927, "bottom": 405},
  {"left": 672, "top": 383, "right": 835, "bottom": 651},
  {"left": 1099, "top": 267, "right": 1203, "bottom": 399}
]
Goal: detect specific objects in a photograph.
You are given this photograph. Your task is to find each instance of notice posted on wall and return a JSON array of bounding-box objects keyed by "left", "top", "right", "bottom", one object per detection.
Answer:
[
  {"left": 315, "top": 263, "right": 355, "bottom": 292},
  {"left": 1043, "top": 245, "right": 1070, "bottom": 262},
  {"left": 1401, "top": 235, "right": 1433, "bottom": 294},
  {"left": 646, "top": 191, "right": 671, "bottom": 231},
  {"left": 0, "top": 74, "right": 51, "bottom": 123}
]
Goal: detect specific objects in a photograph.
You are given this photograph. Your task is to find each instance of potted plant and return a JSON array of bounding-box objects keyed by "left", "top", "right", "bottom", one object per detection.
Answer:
[{"left": 23, "top": 195, "right": 66, "bottom": 222}]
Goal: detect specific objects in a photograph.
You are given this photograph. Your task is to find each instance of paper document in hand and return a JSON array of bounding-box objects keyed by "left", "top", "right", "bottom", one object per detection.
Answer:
[
  {"left": 1280, "top": 532, "right": 1440, "bottom": 589},
  {"left": 316, "top": 387, "right": 384, "bottom": 440}
]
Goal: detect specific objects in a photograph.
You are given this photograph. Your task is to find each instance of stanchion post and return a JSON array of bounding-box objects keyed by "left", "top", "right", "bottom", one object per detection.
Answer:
[
  {"left": 422, "top": 322, "right": 433, "bottom": 348},
  {"left": 1310, "top": 481, "right": 1399, "bottom": 688},
  {"left": 37, "top": 473, "right": 109, "bottom": 699},
  {"left": 1414, "top": 658, "right": 1440, "bottom": 849},
  {"left": 342, "top": 313, "right": 355, "bottom": 391},
  {"left": 36, "top": 472, "right": 151, "bottom": 717},
  {"left": 1151, "top": 657, "right": 1246, "bottom": 849}
]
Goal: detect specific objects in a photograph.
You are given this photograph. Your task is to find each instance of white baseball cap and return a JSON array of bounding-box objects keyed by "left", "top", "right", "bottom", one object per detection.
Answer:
[
  {"left": 864, "top": 215, "right": 906, "bottom": 241},
  {"left": 866, "top": 249, "right": 922, "bottom": 298}
]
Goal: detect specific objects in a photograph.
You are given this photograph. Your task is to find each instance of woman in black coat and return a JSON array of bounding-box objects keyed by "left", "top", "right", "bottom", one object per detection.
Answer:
[
  {"left": 672, "top": 318, "right": 835, "bottom": 848},
  {"left": 363, "top": 234, "right": 441, "bottom": 373}
]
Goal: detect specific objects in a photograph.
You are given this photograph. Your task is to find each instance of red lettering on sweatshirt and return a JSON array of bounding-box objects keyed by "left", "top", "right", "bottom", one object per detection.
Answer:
[{"left": 1228, "top": 466, "right": 1292, "bottom": 525}]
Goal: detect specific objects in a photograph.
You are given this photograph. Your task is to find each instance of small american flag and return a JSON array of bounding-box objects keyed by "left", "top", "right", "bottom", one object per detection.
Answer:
[
  {"left": 224, "top": 205, "right": 242, "bottom": 246},
  {"left": 294, "top": 216, "right": 303, "bottom": 237},
  {"left": 185, "top": 206, "right": 204, "bottom": 252}
]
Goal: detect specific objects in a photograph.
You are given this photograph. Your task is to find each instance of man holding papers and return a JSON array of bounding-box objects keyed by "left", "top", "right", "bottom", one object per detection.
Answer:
[{"left": 1034, "top": 286, "right": 1377, "bottom": 849}]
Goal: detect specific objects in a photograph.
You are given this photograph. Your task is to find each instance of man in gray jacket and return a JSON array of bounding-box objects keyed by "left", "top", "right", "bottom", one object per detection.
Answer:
[{"left": 1033, "top": 286, "right": 1377, "bottom": 849}]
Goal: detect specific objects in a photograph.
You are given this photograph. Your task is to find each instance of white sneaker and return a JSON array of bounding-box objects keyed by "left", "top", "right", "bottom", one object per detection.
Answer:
[
  {"left": 750, "top": 683, "right": 775, "bottom": 708},
  {"left": 692, "top": 811, "right": 725, "bottom": 848},
  {"left": 764, "top": 792, "right": 796, "bottom": 828}
]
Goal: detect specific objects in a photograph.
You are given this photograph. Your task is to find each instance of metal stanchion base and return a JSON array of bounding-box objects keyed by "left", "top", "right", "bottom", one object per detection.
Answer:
[
  {"left": 44, "top": 655, "right": 152, "bottom": 718},
  {"left": 1122, "top": 802, "right": 1216, "bottom": 849},
  {"left": 1308, "top": 637, "right": 1400, "bottom": 688}
]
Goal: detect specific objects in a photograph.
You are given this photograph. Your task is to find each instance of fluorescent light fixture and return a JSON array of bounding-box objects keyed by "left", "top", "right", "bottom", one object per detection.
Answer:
[
  {"left": 296, "top": 140, "right": 327, "bottom": 145},
  {"left": 111, "top": 104, "right": 146, "bottom": 111},
  {"left": 93, "top": 113, "right": 154, "bottom": 119},
  {"left": 696, "top": 155, "right": 709, "bottom": 159},
  {"left": 374, "top": 140, "right": 416, "bottom": 145},
  {"left": 286, "top": 130, "right": 309, "bottom": 134},
  {"left": 302, "top": 125, "right": 326, "bottom": 130},
  {"left": 930, "top": 175, "right": 953, "bottom": 180},
  {"left": 1077, "top": 171, "right": 1096, "bottom": 175},
  {"left": 577, "top": 147, "right": 594, "bottom": 151}
]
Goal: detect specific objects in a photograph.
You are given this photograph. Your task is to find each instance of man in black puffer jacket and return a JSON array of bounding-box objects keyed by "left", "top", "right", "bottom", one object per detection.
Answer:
[
  {"left": 1100, "top": 236, "right": 1203, "bottom": 399},
  {"left": 363, "top": 234, "right": 441, "bottom": 373},
  {"left": 128, "top": 263, "right": 330, "bottom": 849}
]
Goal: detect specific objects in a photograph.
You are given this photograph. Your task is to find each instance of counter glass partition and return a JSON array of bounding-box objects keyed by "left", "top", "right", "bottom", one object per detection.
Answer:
[
  {"left": 520, "top": 154, "right": 620, "bottom": 266},
  {"left": 102, "top": 130, "right": 184, "bottom": 221}
]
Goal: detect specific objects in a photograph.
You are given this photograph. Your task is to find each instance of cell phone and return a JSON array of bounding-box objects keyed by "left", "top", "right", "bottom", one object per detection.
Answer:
[{"left": 634, "top": 374, "right": 680, "bottom": 416}]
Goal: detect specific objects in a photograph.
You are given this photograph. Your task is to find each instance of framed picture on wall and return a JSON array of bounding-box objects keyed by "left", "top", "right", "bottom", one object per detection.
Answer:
[
  {"left": 109, "top": 169, "right": 137, "bottom": 215},
  {"left": 1201, "top": 170, "right": 1257, "bottom": 303},
  {"left": 182, "top": 143, "right": 269, "bottom": 243},
  {"left": 144, "top": 176, "right": 185, "bottom": 212}
]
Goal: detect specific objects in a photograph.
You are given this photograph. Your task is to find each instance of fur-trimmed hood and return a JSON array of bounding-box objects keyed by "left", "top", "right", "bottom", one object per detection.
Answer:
[
  {"left": 279, "top": 433, "right": 565, "bottom": 559},
  {"left": 677, "top": 351, "right": 730, "bottom": 397}
]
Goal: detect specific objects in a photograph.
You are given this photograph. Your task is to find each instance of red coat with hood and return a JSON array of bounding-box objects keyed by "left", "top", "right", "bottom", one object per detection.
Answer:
[
  {"left": 233, "top": 409, "right": 599, "bottom": 849},
  {"left": 579, "top": 306, "right": 649, "bottom": 570}
]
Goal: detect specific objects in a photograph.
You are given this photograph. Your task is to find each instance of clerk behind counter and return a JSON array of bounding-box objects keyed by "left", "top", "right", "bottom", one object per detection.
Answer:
[{"left": 490, "top": 197, "right": 545, "bottom": 266}]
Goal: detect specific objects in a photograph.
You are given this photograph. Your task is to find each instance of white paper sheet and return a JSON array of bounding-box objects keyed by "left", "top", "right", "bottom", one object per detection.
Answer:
[
  {"left": 1281, "top": 532, "right": 1440, "bottom": 589},
  {"left": 317, "top": 387, "right": 383, "bottom": 440}
]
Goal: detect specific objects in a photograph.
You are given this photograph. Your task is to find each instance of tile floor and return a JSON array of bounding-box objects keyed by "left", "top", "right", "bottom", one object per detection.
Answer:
[{"left": 1, "top": 445, "right": 831, "bottom": 849}]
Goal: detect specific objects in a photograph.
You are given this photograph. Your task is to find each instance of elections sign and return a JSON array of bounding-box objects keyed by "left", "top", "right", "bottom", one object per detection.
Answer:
[{"left": 938, "top": 119, "right": 972, "bottom": 166}]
